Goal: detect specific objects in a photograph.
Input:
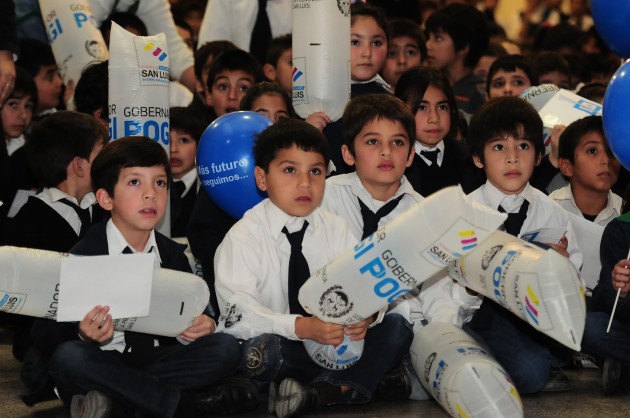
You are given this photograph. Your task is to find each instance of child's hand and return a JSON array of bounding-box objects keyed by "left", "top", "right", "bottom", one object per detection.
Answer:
[
  {"left": 78, "top": 305, "right": 113, "bottom": 343},
  {"left": 344, "top": 315, "right": 375, "bottom": 341},
  {"left": 545, "top": 234, "right": 569, "bottom": 258},
  {"left": 179, "top": 314, "right": 215, "bottom": 342},
  {"left": 305, "top": 112, "right": 332, "bottom": 132},
  {"left": 63, "top": 79, "right": 76, "bottom": 109},
  {"left": 296, "top": 316, "right": 344, "bottom": 345},
  {"left": 548, "top": 124, "right": 566, "bottom": 168},
  {"left": 613, "top": 259, "right": 630, "bottom": 298}
]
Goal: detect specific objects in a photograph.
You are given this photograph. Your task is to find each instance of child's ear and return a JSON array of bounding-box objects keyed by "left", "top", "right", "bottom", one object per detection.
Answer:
[
  {"left": 456, "top": 44, "right": 470, "bottom": 61},
  {"left": 472, "top": 154, "right": 484, "bottom": 169},
  {"left": 95, "top": 188, "right": 113, "bottom": 211},
  {"left": 254, "top": 166, "right": 267, "bottom": 191},
  {"left": 71, "top": 156, "right": 87, "bottom": 177},
  {"left": 535, "top": 153, "right": 543, "bottom": 167},
  {"left": 341, "top": 145, "right": 356, "bottom": 166},
  {"left": 204, "top": 87, "right": 213, "bottom": 108},
  {"left": 263, "top": 63, "right": 277, "bottom": 82},
  {"left": 406, "top": 147, "right": 415, "bottom": 167},
  {"left": 558, "top": 158, "right": 573, "bottom": 177}
]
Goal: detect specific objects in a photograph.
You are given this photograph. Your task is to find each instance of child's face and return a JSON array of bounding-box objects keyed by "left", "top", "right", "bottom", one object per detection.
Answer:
[
  {"left": 473, "top": 55, "right": 497, "bottom": 83},
  {"left": 254, "top": 145, "right": 326, "bottom": 217},
  {"left": 205, "top": 70, "right": 255, "bottom": 117},
  {"left": 539, "top": 70, "right": 570, "bottom": 90},
  {"left": 382, "top": 36, "right": 423, "bottom": 88},
  {"left": 414, "top": 85, "right": 451, "bottom": 147},
  {"left": 561, "top": 132, "right": 620, "bottom": 194},
  {"left": 34, "top": 64, "right": 63, "bottom": 112},
  {"left": 273, "top": 48, "right": 293, "bottom": 94},
  {"left": 1, "top": 93, "right": 34, "bottom": 139},
  {"left": 488, "top": 68, "right": 532, "bottom": 99},
  {"left": 473, "top": 133, "right": 540, "bottom": 195},
  {"left": 251, "top": 94, "right": 290, "bottom": 124},
  {"left": 426, "top": 30, "right": 458, "bottom": 70},
  {"left": 170, "top": 129, "right": 198, "bottom": 179},
  {"left": 342, "top": 118, "right": 413, "bottom": 199},
  {"left": 99, "top": 165, "right": 169, "bottom": 238},
  {"left": 351, "top": 16, "right": 387, "bottom": 82}
]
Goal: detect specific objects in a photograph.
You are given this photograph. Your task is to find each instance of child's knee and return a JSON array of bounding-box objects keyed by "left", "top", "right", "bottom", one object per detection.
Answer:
[{"left": 241, "top": 334, "right": 283, "bottom": 382}]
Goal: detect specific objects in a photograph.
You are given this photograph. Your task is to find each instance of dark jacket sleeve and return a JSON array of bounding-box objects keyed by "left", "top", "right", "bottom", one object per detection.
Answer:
[{"left": 0, "top": 0, "right": 18, "bottom": 54}]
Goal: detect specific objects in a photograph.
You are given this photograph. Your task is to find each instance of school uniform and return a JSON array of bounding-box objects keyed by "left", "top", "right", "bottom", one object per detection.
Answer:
[
  {"left": 549, "top": 185, "right": 622, "bottom": 226},
  {"left": 404, "top": 138, "right": 483, "bottom": 197},
  {"left": 463, "top": 181, "right": 582, "bottom": 394},
  {"left": 47, "top": 220, "right": 241, "bottom": 417},
  {"left": 452, "top": 72, "right": 485, "bottom": 117},
  {"left": 214, "top": 198, "right": 413, "bottom": 403},
  {"left": 170, "top": 169, "right": 199, "bottom": 238}
]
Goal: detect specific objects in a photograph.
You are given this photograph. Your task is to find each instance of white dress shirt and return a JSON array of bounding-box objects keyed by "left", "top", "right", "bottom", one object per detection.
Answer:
[
  {"left": 214, "top": 199, "right": 357, "bottom": 340},
  {"left": 549, "top": 185, "right": 622, "bottom": 227},
  {"left": 414, "top": 139, "right": 445, "bottom": 167}
]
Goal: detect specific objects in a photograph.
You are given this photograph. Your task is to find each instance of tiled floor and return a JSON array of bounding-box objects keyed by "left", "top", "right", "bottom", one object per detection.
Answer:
[{"left": 1, "top": 326, "right": 629, "bottom": 417}]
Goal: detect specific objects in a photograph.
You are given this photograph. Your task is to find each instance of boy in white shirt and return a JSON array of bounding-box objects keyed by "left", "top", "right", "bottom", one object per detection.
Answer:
[
  {"left": 214, "top": 120, "right": 413, "bottom": 418},
  {"left": 464, "top": 96, "right": 582, "bottom": 394}
]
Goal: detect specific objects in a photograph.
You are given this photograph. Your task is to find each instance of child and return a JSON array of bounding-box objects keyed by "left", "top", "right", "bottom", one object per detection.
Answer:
[
  {"left": 550, "top": 116, "right": 622, "bottom": 226},
  {"left": 463, "top": 96, "right": 582, "bottom": 394},
  {"left": 424, "top": 3, "right": 489, "bottom": 116},
  {"left": 240, "top": 81, "right": 294, "bottom": 124},
  {"left": 380, "top": 18, "right": 426, "bottom": 90},
  {"left": 47, "top": 137, "right": 258, "bottom": 418},
  {"left": 263, "top": 34, "right": 293, "bottom": 95},
  {"left": 531, "top": 51, "right": 571, "bottom": 90},
  {"left": 473, "top": 42, "right": 508, "bottom": 92},
  {"left": 169, "top": 107, "right": 206, "bottom": 237},
  {"left": 0, "top": 67, "right": 38, "bottom": 223},
  {"left": 486, "top": 54, "right": 537, "bottom": 99},
  {"left": 395, "top": 66, "right": 482, "bottom": 197},
  {"left": 204, "top": 49, "right": 264, "bottom": 120},
  {"left": 74, "top": 61, "right": 108, "bottom": 127},
  {"left": 214, "top": 120, "right": 413, "bottom": 417}
]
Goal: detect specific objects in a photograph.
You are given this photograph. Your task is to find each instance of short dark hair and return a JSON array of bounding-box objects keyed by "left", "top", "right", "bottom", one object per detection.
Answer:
[
  {"left": 254, "top": 119, "right": 330, "bottom": 172},
  {"left": 240, "top": 81, "right": 296, "bottom": 117},
  {"left": 74, "top": 61, "right": 108, "bottom": 121},
  {"left": 16, "top": 38, "right": 56, "bottom": 77},
  {"left": 387, "top": 18, "right": 427, "bottom": 60},
  {"left": 425, "top": 3, "right": 489, "bottom": 68},
  {"left": 351, "top": 3, "right": 389, "bottom": 41},
  {"left": 576, "top": 82, "right": 607, "bottom": 104},
  {"left": 26, "top": 111, "right": 108, "bottom": 187},
  {"left": 8, "top": 66, "right": 38, "bottom": 112},
  {"left": 467, "top": 97, "right": 544, "bottom": 163},
  {"left": 558, "top": 116, "right": 605, "bottom": 164},
  {"left": 531, "top": 51, "right": 571, "bottom": 81},
  {"left": 395, "top": 66, "right": 458, "bottom": 138},
  {"left": 194, "top": 41, "right": 238, "bottom": 86},
  {"left": 265, "top": 33, "right": 292, "bottom": 66},
  {"left": 170, "top": 107, "right": 206, "bottom": 142},
  {"left": 100, "top": 12, "right": 148, "bottom": 41},
  {"left": 486, "top": 55, "right": 538, "bottom": 94},
  {"left": 342, "top": 94, "right": 415, "bottom": 156},
  {"left": 206, "top": 49, "right": 264, "bottom": 91}
]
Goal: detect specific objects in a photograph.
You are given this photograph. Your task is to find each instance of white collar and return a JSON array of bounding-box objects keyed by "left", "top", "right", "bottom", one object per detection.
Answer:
[
  {"left": 48, "top": 187, "right": 97, "bottom": 209},
  {"left": 351, "top": 74, "right": 392, "bottom": 92},
  {"left": 482, "top": 181, "right": 533, "bottom": 213},
  {"left": 106, "top": 219, "right": 162, "bottom": 266},
  {"left": 263, "top": 199, "right": 316, "bottom": 238},
  {"left": 174, "top": 168, "right": 198, "bottom": 196}
]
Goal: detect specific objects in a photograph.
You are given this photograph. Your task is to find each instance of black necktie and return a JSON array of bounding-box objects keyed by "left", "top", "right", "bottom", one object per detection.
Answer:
[
  {"left": 121, "top": 246, "right": 155, "bottom": 367},
  {"left": 420, "top": 149, "right": 440, "bottom": 166},
  {"left": 250, "top": 0, "right": 272, "bottom": 65},
  {"left": 358, "top": 195, "right": 404, "bottom": 240},
  {"left": 282, "top": 221, "right": 310, "bottom": 317},
  {"left": 498, "top": 200, "right": 530, "bottom": 236},
  {"left": 59, "top": 198, "right": 91, "bottom": 238},
  {"left": 173, "top": 180, "right": 186, "bottom": 198}
]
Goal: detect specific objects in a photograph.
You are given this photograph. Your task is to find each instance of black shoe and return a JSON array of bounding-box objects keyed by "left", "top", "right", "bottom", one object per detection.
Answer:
[
  {"left": 194, "top": 377, "right": 260, "bottom": 416},
  {"left": 603, "top": 357, "right": 622, "bottom": 395},
  {"left": 542, "top": 368, "right": 570, "bottom": 392},
  {"left": 268, "top": 382, "right": 278, "bottom": 414},
  {"left": 274, "top": 378, "right": 323, "bottom": 418},
  {"left": 374, "top": 364, "right": 412, "bottom": 401}
]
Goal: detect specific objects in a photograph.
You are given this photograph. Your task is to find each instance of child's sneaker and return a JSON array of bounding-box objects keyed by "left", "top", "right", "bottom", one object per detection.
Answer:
[
  {"left": 274, "top": 378, "right": 323, "bottom": 418},
  {"left": 70, "top": 390, "right": 112, "bottom": 418}
]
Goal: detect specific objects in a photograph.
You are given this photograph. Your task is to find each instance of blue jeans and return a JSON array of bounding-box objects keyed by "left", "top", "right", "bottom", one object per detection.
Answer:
[
  {"left": 49, "top": 333, "right": 241, "bottom": 418},
  {"left": 468, "top": 303, "right": 566, "bottom": 394},
  {"left": 582, "top": 312, "right": 630, "bottom": 367},
  {"left": 241, "top": 313, "right": 413, "bottom": 403}
]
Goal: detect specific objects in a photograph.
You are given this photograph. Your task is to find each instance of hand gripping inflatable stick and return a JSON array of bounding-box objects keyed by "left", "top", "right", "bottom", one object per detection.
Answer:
[
  {"left": 448, "top": 230, "right": 586, "bottom": 350},
  {"left": 411, "top": 322, "right": 523, "bottom": 418},
  {"left": 0, "top": 246, "right": 210, "bottom": 337}
]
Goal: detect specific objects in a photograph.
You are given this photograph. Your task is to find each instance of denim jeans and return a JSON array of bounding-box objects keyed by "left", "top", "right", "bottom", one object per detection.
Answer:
[
  {"left": 241, "top": 313, "right": 413, "bottom": 403},
  {"left": 582, "top": 311, "right": 630, "bottom": 367},
  {"left": 49, "top": 333, "right": 241, "bottom": 418}
]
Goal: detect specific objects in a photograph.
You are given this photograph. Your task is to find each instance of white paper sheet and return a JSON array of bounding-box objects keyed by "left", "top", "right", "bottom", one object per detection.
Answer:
[{"left": 57, "top": 254, "right": 153, "bottom": 321}]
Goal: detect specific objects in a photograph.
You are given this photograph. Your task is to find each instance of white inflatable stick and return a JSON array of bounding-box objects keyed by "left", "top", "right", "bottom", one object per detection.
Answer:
[
  {"left": 0, "top": 246, "right": 209, "bottom": 337},
  {"left": 292, "top": 0, "right": 350, "bottom": 122},
  {"left": 298, "top": 186, "right": 507, "bottom": 324},
  {"left": 39, "top": 0, "right": 109, "bottom": 87},
  {"left": 448, "top": 230, "right": 586, "bottom": 350},
  {"left": 411, "top": 322, "right": 523, "bottom": 418}
]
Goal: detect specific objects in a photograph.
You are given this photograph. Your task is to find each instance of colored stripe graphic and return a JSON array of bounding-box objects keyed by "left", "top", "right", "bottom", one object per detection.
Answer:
[
  {"left": 144, "top": 43, "right": 167, "bottom": 61},
  {"left": 292, "top": 67, "right": 303, "bottom": 81},
  {"left": 459, "top": 230, "right": 477, "bottom": 250},
  {"left": 524, "top": 285, "right": 539, "bottom": 325}
]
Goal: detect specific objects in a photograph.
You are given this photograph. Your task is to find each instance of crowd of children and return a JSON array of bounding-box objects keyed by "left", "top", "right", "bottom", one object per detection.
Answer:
[{"left": 1, "top": 1, "right": 629, "bottom": 417}]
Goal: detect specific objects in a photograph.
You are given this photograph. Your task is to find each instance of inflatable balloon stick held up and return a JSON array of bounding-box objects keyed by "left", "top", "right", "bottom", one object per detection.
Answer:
[
  {"left": 0, "top": 246, "right": 209, "bottom": 337},
  {"left": 607, "top": 248, "right": 630, "bottom": 333},
  {"left": 411, "top": 322, "right": 523, "bottom": 418},
  {"left": 448, "top": 230, "right": 586, "bottom": 351}
]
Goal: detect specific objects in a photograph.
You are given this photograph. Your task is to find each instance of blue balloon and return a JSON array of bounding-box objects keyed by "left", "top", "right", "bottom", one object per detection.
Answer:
[
  {"left": 197, "top": 111, "right": 272, "bottom": 218},
  {"left": 592, "top": 0, "right": 630, "bottom": 57},
  {"left": 603, "top": 60, "right": 630, "bottom": 171}
]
